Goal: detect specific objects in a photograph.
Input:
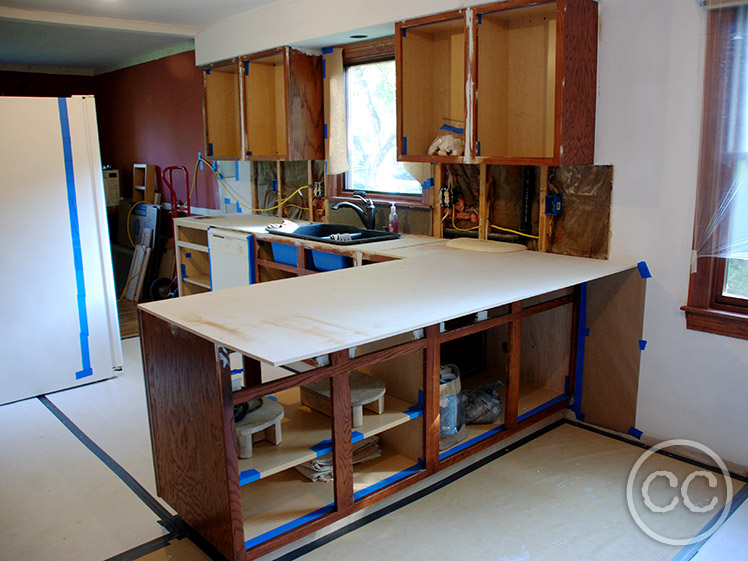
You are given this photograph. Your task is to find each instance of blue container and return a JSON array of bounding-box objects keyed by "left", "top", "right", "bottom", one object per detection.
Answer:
[
  {"left": 309, "top": 250, "right": 352, "bottom": 272},
  {"left": 271, "top": 243, "right": 297, "bottom": 267}
]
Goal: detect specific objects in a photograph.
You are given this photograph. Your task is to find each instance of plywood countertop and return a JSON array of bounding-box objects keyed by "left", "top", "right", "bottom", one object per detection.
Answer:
[{"left": 140, "top": 239, "right": 635, "bottom": 367}]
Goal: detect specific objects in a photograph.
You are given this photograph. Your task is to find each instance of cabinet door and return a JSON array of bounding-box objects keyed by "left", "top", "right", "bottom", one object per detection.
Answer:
[
  {"left": 203, "top": 61, "right": 243, "bottom": 159},
  {"left": 396, "top": 11, "right": 469, "bottom": 164}
]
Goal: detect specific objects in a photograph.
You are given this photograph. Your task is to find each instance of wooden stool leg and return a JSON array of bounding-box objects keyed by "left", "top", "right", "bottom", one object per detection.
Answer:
[
  {"left": 266, "top": 421, "right": 282, "bottom": 445},
  {"left": 364, "top": 395, "right": 385, "bottom": 415},
  {"left": 351, "top": 405, "right": 363, "bottom": 427},
  {"left": 237, "top": 433, "right": 253, "bottom": 458}
]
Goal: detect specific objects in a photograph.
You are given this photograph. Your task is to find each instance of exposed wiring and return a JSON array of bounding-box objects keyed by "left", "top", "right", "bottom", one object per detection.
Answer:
[
  {"left": 450, "top": 206, "right": 480, "bottom": 231},
  {"left": 198, "top": 157, "right": 312, "bottom": 214},
  {"left": 490, "top": 224, "right": 539, "bottom": 240}
]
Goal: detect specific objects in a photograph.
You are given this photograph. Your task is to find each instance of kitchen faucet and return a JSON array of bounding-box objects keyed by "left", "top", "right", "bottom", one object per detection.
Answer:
[{"left": 330, "top": 192, "right": 376, "bottom": 230}]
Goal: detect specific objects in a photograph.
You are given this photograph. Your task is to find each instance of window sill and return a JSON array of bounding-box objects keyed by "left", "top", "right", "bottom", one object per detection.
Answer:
[
  {"left": 681, "top": 305, "right": 748, "bottom": 341},
  {"left": 328, "top": 195, "right": 431, "bottom": 209}
]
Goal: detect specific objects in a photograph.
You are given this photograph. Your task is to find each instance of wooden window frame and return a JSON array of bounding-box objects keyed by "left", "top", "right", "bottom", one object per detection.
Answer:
[
  {"left": 683, "top": 8, "right": 748, "bottom": 340},
  {"left": 326, "top": 36, "right": 432, "bottom": 208}
]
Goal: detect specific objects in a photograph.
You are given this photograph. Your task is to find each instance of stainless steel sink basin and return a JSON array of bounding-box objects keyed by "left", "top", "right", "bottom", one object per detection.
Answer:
[{"left": 265, "top": 223, "right": 400, "bottom": 245}]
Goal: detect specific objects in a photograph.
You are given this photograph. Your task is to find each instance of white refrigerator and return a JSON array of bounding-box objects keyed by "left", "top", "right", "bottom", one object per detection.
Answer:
[{"left": 0, "top": 96, "right": 123, "bottom": 405}]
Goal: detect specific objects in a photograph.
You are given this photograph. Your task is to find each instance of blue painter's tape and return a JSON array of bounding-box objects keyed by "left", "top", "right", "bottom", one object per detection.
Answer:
[
  {"left": 245, "top": 503, "right": 335, "bottom": 549},
  {"left": 58, "top": 98, "right": 92, "bottom": 380},
  {"left": 353, "top": 461, "right": 423, "bottom": 501},
  {"left": 310, "top": 439, "right": 333, "bottom": 456},
  {"left": 324, "top": 160, "right": 328, "bottom": 174},
  {"left": 637, "top": 261, "right": 652, "bottom": 279},
  {"left": 181, "top": 264, "right": 187, "bottom": 279},
  {"left": 352, "top": 431, "right": 364, "bottom": 444},
  {"left": 205, "top": 68, "right": 211, "bottom": 75},
  {"left": 477, "top": 140, "right": 481, "bottom": 156},
  {"left": 324, "top": 123, "right": 328, "bottom": 140},
  {"left": 212, "top": 160, "right": 218, "bottom": 171},
  {"left": 439, "top": 124, "right": 465, "bottom": 134},
  {"left": 627, "top": 426, "right": 643, "bottom": 440},
  {"left": 239, "top": 469, "right": 261, "bottom": 486},
  {"left": 235, "top": 160, "right": 239, "bottom": 180},
  {"left": 236, "top": 201, "right": 242, "bottom": 213},
  {"left": 577, "top": 412, "right": 586, "bottom": 422},
  {"left": 402, "top": 28, "right": 407, "bottom": 37},
  {"left": 403, "top": 136, "right": 407, "bottom": 155},
  {"left": 265, "top": 395, "right": 278, "bottom": 401},
  {"left": 272, "top": 179, "right": 278, "bottom": 193},
  {"left": 247, "top": 234, "right": 255, "bottom": 284},
  {"left": 404, "top": 404, "right": 423, "bottom": 419},
  {"left": 247, "top": 150, "right": 252, "bottom": 156},
  {"left": 224, "top": 197, "right": 231, "bottom": 205},
  {"left": 478, "top": 13, "right": 483, "bottom": 24},
  {"left": 440, "top": 425, "right": 506, "bottom": 461},
  {"left": 198, "top": 152, "right": 203, "bottom": 169},
  {"left": 422, "top": 178, "right": 433, "bottom": 191},
  {"left": 244, "top": 60, "right": 249, "bottom": 76},
  {"left": 518, "top": 394, "right": 567, "bottom": 424},
  {"left": 639, "top": 339, "right": 647, "bottom": 351},
  {"left": 185, "top": 252, "right": 191, "bottom": 258},
  {"left": 208, "top": 143, "right": 213, "bottom": 157},
  {"left": 322, "top": 46, "right": 334, "bottom": 54},
  {"left": 570, "top": 282, "right": 588, "bottom": 421},
  {"left": 322, "top": 59, "right": 326, "bottom": 78},
  {"left": 230, "top": 368, "right": 244, "bottom": 376}
]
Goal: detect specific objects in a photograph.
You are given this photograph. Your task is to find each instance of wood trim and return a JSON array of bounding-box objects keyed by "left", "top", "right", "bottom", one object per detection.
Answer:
[
  {"left": 341, "top": 36, "right": 395, "bottom": 65},
  {"left": 504, "top": 301, "right": 522, "bottom": 429},
  {"left": 423, "top": 325, "right": 440, "bottom": 472},
  {"left": 682, "top": 305, "right": 748, "bottom": 341}
]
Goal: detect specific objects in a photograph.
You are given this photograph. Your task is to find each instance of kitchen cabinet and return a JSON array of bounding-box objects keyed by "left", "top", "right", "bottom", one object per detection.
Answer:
[
  {"left": 242, "top": 47, "right": 324, "bottom": 161},
  {"left": 139, "top": 245, "right": 644, "bottom": 560},
  {"left": 396, "top": 0, "right": 598, "bottom": 166},
  {"left": 203, "top": 59, "right": 243, "bottom": 159}
]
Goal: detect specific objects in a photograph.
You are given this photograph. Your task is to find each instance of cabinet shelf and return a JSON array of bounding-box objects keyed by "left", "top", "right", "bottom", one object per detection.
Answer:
[
  {"left": 176, "top": 241, "right": 209, "bottom": 253},
  {"left": 182, "top": 274, "right": 211, "bottom": 290},
  {"left": 237, "top": 387, "right": 421, "bottom": 486}
]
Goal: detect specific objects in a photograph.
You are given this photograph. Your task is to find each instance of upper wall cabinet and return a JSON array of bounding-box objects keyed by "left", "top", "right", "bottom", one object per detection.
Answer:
[
  {"left": 396, "top": 10, "right": 468, "bottom": 165},
  {"left": 203, "top": 59, "right": 242, "bottom": 160},
  {"left": 242, "top": 47, "right": 324, "bottom": 161},
  {"left": 396, "top": 0, "right": 598, "bottom": 166}
]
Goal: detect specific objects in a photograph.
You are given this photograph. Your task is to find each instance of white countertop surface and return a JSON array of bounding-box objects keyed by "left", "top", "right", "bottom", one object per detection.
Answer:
[{"left": 141, "top": 228, "right": 635, "bottom": 366}]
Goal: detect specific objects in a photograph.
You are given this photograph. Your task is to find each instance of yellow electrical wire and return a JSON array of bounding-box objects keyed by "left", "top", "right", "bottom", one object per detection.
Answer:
[
  {"left": 118, "top": 200, "right": 148, "bottom": 302},
  {"left": 451, "top": 207, "right": 480, "bottom": 231},
  {"left": 490, "top": 224, "right": 539, "bottom": 240},
  {"left": 198, "top": 157, "right": 312, "bottom": 214}
]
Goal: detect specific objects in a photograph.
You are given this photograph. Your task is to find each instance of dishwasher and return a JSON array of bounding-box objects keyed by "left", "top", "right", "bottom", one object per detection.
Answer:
[{"left": 207, "top": 228, "right": 256, "bottom": 291}]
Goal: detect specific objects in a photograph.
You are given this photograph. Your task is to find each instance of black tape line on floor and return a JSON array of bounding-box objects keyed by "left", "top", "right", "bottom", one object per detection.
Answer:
[
  {"left": 37, "top": 395, "right": 175, "bottom": 523},
  {"left": 103, "top": 535, "right": 173, "bottom": 561}
]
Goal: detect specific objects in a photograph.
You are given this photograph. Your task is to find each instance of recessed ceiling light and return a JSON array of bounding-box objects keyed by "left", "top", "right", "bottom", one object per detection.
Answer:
[{"left": 350, "top": 34, "right": 368, "bottom": 39}]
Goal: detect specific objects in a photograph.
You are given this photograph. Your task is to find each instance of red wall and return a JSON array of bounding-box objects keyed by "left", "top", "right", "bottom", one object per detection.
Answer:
[{"left": 94, "top": 50, "right": 217, "bottom": 210}]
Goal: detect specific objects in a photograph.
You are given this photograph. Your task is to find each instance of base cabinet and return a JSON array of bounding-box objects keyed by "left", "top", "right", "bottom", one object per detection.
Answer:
[{"left": 140, "top": 286, "right": 581, "bottom": 560}]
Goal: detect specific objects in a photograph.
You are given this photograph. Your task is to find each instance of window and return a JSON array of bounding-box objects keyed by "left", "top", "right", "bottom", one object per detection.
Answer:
[
  {"left": 346, "top": 60, "right": 421, "bottom": 196},
  {"left": 327, "top": 37, "right": 429, "bottom": 205},
  {"left": 684, "top": 4, "right": 748, "bottom": 340}
]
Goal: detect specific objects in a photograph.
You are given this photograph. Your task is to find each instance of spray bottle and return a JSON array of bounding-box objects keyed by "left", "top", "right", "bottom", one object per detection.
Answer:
[{"left": 388, "top": 202, "right": 398, "bottom": 233}]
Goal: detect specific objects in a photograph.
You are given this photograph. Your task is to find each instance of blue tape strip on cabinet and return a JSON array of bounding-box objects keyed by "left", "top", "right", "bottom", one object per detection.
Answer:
[
  {"left": 439, "top": 425, "right": 506, "bottom": 461},
  {"left": 247, "top": 234, "right": 256, "bottom": 284},
  {"left": 353, "top": 462, "right": 423, "bottom": 501},
  {"left": 422, "top": 178, "right": 434, "bottom": 190},
  {"left": 265, "top": 395, "right": 278, "bottom": 401},
  {"left": 244, "top": 60, "right": 249, "bottom": 76},
  {"left": 236, "top": 201, "right": 242, "bottom": 213},
  {"left": 224, "top": 197, "right": 231, "bottom": 205},
  {"left": 322, "top": 59, "right": 326, "bottom": 78},
  {"left": 627, "top": 426, "right": 643, "bottom": 440},
  {"left": 239, "top": 469, "right": 261, "bottom": 486},
  {"left": 58, "top": 98, "right": 92, "bottom": 380},
  {"left": 235, "top": 161, "right": 239, "bottom": 180},
  {"left": 230, "top": 368, "right": 244, "bottom": 376},
  {"left": 245, "top": 503, "right": 335, "bottom": 549},
  {"left": 517, "top": 394, "right": 567, "bottom": 424},
  {"left": 639, "top": 339, "right": 647, "bottom": 351},
  {"left": 570, "top": 282, "right": 588, "bottom": 421},
  {"left": 403, "top": 136, "right": 407, "bottom": 155},
  {"left": 198, "top": 152, "right": 203, "bottom": 169},
  {"left": 637, "top": 261, "right": 652, "bottom": 279},
  {"left": 322, "top": 47, "right": 334, "bottom": 54},
  {"left": 310, "top": 439, "right": 333, "bottom": 456}
]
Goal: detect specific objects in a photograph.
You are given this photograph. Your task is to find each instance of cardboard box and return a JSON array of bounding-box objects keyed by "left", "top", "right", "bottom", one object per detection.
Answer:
[{"left": 117, "top": 199, "right": 159, "bottom": 248}]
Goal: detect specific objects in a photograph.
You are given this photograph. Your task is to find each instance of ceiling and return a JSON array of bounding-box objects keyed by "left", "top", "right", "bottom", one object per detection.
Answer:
[{"left": 0, "top": 0, "right": 278, "bottom": 74}]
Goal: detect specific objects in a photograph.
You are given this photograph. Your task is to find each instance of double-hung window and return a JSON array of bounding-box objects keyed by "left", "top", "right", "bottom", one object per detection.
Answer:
[{"left": 685, "top": 3, "right": 748, "bottom": 339}]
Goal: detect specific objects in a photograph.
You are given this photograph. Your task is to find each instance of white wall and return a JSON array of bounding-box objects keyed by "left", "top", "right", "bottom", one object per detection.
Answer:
[
  {"left": 196, "top": 0, "right": 748, "bottom": 467},
  {"left": 597, "top": 0, "right": 748, "bottom": 468}
]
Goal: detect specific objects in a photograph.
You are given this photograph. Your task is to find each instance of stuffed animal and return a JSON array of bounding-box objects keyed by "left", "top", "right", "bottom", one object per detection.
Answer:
[{"left": 428, "top": 133, "right": 465, "bottom": 156}]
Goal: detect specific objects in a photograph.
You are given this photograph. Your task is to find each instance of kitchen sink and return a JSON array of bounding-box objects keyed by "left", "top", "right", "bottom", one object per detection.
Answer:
[{"left": 265, "top": 223, "right": 400, "bottom": 245}]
